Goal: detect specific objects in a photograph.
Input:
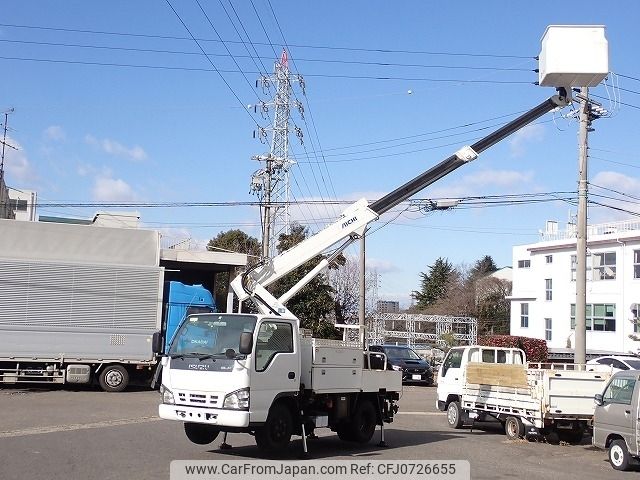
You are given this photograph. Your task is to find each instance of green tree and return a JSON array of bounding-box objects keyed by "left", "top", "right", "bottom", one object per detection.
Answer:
[
  {"left": 270, "top": 223, "right": 342, "bottom": 339},
  {"left": 206, "top": 229, "right": 261, "bottom": 302},
  {"left": 469, "top": 255, "right": 498, "bottom": 280},
  {"left": 411, "top": 257, "right": 455, "bottom": 310}
]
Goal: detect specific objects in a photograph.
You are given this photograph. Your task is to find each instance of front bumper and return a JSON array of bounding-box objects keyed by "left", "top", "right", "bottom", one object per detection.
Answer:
[{"left": 159, "top": 404, "right": 250, "bottom": 428}]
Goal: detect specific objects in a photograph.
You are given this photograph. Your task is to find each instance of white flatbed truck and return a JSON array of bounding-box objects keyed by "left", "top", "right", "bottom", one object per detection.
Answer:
[{"left": 438, "top": 346, "right": 611, "bottom": 441}]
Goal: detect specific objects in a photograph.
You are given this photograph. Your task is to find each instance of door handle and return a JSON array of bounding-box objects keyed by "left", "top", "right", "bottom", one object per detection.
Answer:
[
  {"left": 625, "top": 410, "right": 631, "bottom": 414},
  {"left": 288, "top": 371, "right": 295, "bottom": 379}
]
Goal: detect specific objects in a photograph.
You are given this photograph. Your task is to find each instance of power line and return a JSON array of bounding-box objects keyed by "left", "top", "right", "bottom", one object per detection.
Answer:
[
  {"left": 299, "top": 109, "right": 528, "bottom": 154},
  {"left": 591, "top": 93, "right": 640, "bottom": 110},
  {"left": 192, "top": 0, "right": 266, "bottom": 113},
  {"left": 163, "top": 0, "right": 262, "bottom": 128},
  {"left": 589, "top": 200, "right": 640, "bottom": 217},
  {"left": 0, "top": 55, "right": 534, "bottom": 84},
  {"left": 616, "top": 73, "right": 640, "bottom": 83},
  {"left": 0, "top": 39, "right": 535, "bottom": 72},
  {"left": 590, "top": 155, "right": 640, "bottom": 170},
  {"left": 24, "top": 191, "right": 575, "bottom": 209},
  {"left": 0, "top": 23, "right": 533, "bottom": 58},
  {"left": 589, "top": 183, "right": 640, "bottom": 202},
  {"left": 261, "top": 1, "right": 340, "bottom": 225}
]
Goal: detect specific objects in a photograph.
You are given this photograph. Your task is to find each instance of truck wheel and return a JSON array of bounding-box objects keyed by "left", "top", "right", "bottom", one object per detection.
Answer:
[
  {"left": 255, "top": 403, "right": 293, "bottom": 453},
  {"left": 446, "top": 401, "right": 464, "bottom": 429},
  {"left": 184, "top": 423, "right": 220, "bottom": 445},
  {"left": 98, "top": 365, "right": 129, "bottom": 392},
  {"left": 609, "top": 439, "right": 631, "bottom": 471},
  {"left": 348, "top": 399, "right": 377, "bottom": 443},
  {"left": 558, "top": 426, "right": 585, "bottom": 444},
  {"left": 504, "top": 416, "right": 523, "bottom": 440},
  {"left": 336, "top": 422, "right": 355, "bottom": 442}
]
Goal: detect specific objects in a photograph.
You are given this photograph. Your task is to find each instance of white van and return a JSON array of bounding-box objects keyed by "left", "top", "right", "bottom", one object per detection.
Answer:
[{"left": 435, "top": 346, "right": 525, "bottom": 413}]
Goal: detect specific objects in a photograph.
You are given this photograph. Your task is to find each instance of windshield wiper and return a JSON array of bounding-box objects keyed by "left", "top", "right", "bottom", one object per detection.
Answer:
[
  {"left": 195, "top": 354, "right": 218, "bottom": 361},
  {"left": 170, "top": 352, "right": 210, "bottom": 360}
]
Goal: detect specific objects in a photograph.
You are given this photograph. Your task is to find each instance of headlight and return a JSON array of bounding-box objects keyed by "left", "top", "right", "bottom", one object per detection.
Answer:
[
  {"left": 223, "top": 388, "right": 250, "bottom": 410},
  {"left": 159, "top": 385, "right": 175, "bottom": 405},
  {"left": 391, "top": 364, "right": 403, "bottom": 371}
]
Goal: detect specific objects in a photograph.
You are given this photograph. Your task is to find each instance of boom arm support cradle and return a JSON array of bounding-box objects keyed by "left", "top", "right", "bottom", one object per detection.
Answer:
[{"left": 231, "top": 89, "right": 571, "bottom": 316}]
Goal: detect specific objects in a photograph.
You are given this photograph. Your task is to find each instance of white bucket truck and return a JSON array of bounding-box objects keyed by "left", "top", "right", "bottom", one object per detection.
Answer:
[{"left": 158, "top": 24, "right": 609, "bottom": 455}]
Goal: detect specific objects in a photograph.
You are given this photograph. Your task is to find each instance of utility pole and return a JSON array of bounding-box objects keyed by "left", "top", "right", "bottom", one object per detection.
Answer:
[
  {"left": 251, "top": 50, "right": 305, "bottom": 258},
  {"left": 575, "top": 86, "right": 590, "bottom": 366}
]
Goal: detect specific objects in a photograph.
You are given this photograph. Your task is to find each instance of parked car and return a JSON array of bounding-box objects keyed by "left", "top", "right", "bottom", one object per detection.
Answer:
[
  {"left": 587, "top": 355, "right": 640, "bottom": 372},
  {"left": 593, "top": 370, "right": 640, "bottom": 470},
  {"left": 369, "top": 345, "right": 433, "bottom": 385}
]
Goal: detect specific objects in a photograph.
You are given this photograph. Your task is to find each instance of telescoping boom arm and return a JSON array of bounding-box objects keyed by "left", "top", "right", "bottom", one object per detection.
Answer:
[{"left": 230, "top": 89, "right": 571, "bottom": 316}]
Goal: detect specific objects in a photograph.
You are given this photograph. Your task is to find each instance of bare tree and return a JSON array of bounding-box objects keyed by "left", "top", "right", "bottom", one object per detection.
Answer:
[{"left": 326, "top": 256, "right": 378, "bottom": 325}]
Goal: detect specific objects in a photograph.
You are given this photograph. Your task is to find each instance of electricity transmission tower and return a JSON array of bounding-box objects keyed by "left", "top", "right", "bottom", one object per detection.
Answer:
[{"left": 250, "top": 50, "right": 305, "bottom": 258}]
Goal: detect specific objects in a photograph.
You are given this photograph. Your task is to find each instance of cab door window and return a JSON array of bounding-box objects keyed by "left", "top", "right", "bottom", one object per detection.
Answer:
[
  {"left": 255, "top": 322, "right": 294, "bottom": 372},
  {"left": 442, "top": 349, "right": 463, "bottom": 376},
  {"left": 603, "top": 378, "right": 636, "bottom": 405}
]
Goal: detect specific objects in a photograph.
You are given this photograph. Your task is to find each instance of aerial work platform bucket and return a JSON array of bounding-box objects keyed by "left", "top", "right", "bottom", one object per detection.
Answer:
[{"left": 538, "top": 25, "right": 609, "bottom": 88}]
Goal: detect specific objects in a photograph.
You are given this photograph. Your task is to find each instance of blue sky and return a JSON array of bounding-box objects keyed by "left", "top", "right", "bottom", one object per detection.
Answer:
[{"left": 2, "top": 1, "right": 639, "bottom": 306}]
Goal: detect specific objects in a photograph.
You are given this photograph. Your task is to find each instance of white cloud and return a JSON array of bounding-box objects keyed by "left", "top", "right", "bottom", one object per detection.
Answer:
[
  {"left": 593, "top": 171, "right": 640, "bottom": 192},
  {"left": 366, "top": 257, "right": 400, "bottom": 274},
  {"left": 77, "top": 162, "right": 96, "bottom": 177},
  {"left": 466, "top": 169, "right": 534, "bottom": 187},
  {"left": 425, "top": 169, "right": 535, "bottom": 199},
  {"left": 591, "top": 171, "right": 640, "bottom": 219},
  {"left": 509, "top": 123, "right": 545, "bottom": 157},
  {"left": 2, "top": 136, "right": 37, "bottom": 183},
  {"left": 92, "top": 172, "right": 139, "bottom": 201},
  {"left": 43, "top": 125, "right": 66, "bottom": 142},
  {"left": 85, "top": 134, "right": 148, "bottom": 162}
]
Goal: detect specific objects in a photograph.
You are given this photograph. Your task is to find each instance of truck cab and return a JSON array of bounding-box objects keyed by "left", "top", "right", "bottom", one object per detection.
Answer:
[
  {"left": 436, "top": 346, "right": 525, "bottom": 413},
  {"left": 593, "top": 370, "right": 640, "bottom": 471},
  {"left": 159, "top": 313, "right": 299, "bottom": 437}
]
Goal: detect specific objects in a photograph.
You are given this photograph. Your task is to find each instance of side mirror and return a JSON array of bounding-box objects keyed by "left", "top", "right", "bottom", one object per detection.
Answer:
[
  {"left": 594, "top": 393, "right": 604, "bottom": 406},
  {"left": 152, "top": 331, "right": 163, "bottom": 355},
  {"left": 239, "top": 332, "right": 253, "bottom": 355}
]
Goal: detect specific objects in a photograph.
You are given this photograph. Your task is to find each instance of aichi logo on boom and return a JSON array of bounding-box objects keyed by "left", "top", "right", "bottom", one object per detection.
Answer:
[{"left": 341, "top": 216, "right": 357, "bottom": 229}]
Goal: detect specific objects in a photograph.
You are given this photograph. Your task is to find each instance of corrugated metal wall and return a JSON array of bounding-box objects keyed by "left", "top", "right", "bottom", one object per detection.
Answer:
[{"left": 0, "top": 259, "right": 162, "bottom": 330}]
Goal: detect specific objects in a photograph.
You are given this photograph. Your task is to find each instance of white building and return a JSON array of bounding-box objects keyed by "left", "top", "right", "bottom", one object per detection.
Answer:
[
  {"left": 510, "top": 220, "right": 640, "bottom": 354},
  {"left": 376, "top": 300, "right": 400, "bottom": 313},
  {"left": 8, "top": 188, "right": 37, "bottom": 221}
]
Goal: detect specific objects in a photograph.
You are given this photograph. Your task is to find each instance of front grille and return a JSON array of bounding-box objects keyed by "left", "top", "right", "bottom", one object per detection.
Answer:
[{"left": 176, "top": 391, "right": 220, "bottom": 407}]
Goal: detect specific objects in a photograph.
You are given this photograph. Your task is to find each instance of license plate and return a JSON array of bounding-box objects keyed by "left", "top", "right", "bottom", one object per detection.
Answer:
[{"left": 412, "top": 374, "right": 422, "bottom": 380}]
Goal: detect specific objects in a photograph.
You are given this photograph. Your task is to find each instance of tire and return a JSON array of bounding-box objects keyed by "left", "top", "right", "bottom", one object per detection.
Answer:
[
  {"left": 255, "top": 403, "right": 293, "bottom": 453},
  {"left": 184, "top": 423, "right": 220, "bottom": 445},
  {"left": 558, "top": 426, "right": 585, "bottom": 444},
  {"left": 446, "top": 401, "right": 464, "bottom": 429},
  {"left": 348, "top": 399, "right": 377, "bottom": 444},
  {"left": 98, "top": 365, "right": 129, "bottom": 392},
  {"left": 504, "top": 416, "right": 524, "bottom": 440},
  {"left": 609, "top": 439, "right": 631, "bottom": 471},
  {"left": 336, "top": 422, "right": 355, "bottom": 442}
]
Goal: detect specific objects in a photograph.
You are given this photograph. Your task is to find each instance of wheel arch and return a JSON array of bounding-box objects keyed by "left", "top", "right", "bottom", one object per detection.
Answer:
[{"left": 605, "top": 433, "right": 625, "bottom": 449}]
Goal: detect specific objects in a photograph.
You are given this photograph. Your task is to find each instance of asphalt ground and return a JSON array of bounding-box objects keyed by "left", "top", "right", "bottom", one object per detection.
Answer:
[{"left": 0, "top": 384, "right": 632, "bottom": 480}]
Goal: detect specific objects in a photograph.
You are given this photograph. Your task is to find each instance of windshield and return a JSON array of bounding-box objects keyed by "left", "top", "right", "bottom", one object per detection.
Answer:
[
  {"left": 168, "top": 314, "right": 257, "bottom": 357},
  {"left": 385, "top": 347, "right": 421, "bottom": 360}
]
